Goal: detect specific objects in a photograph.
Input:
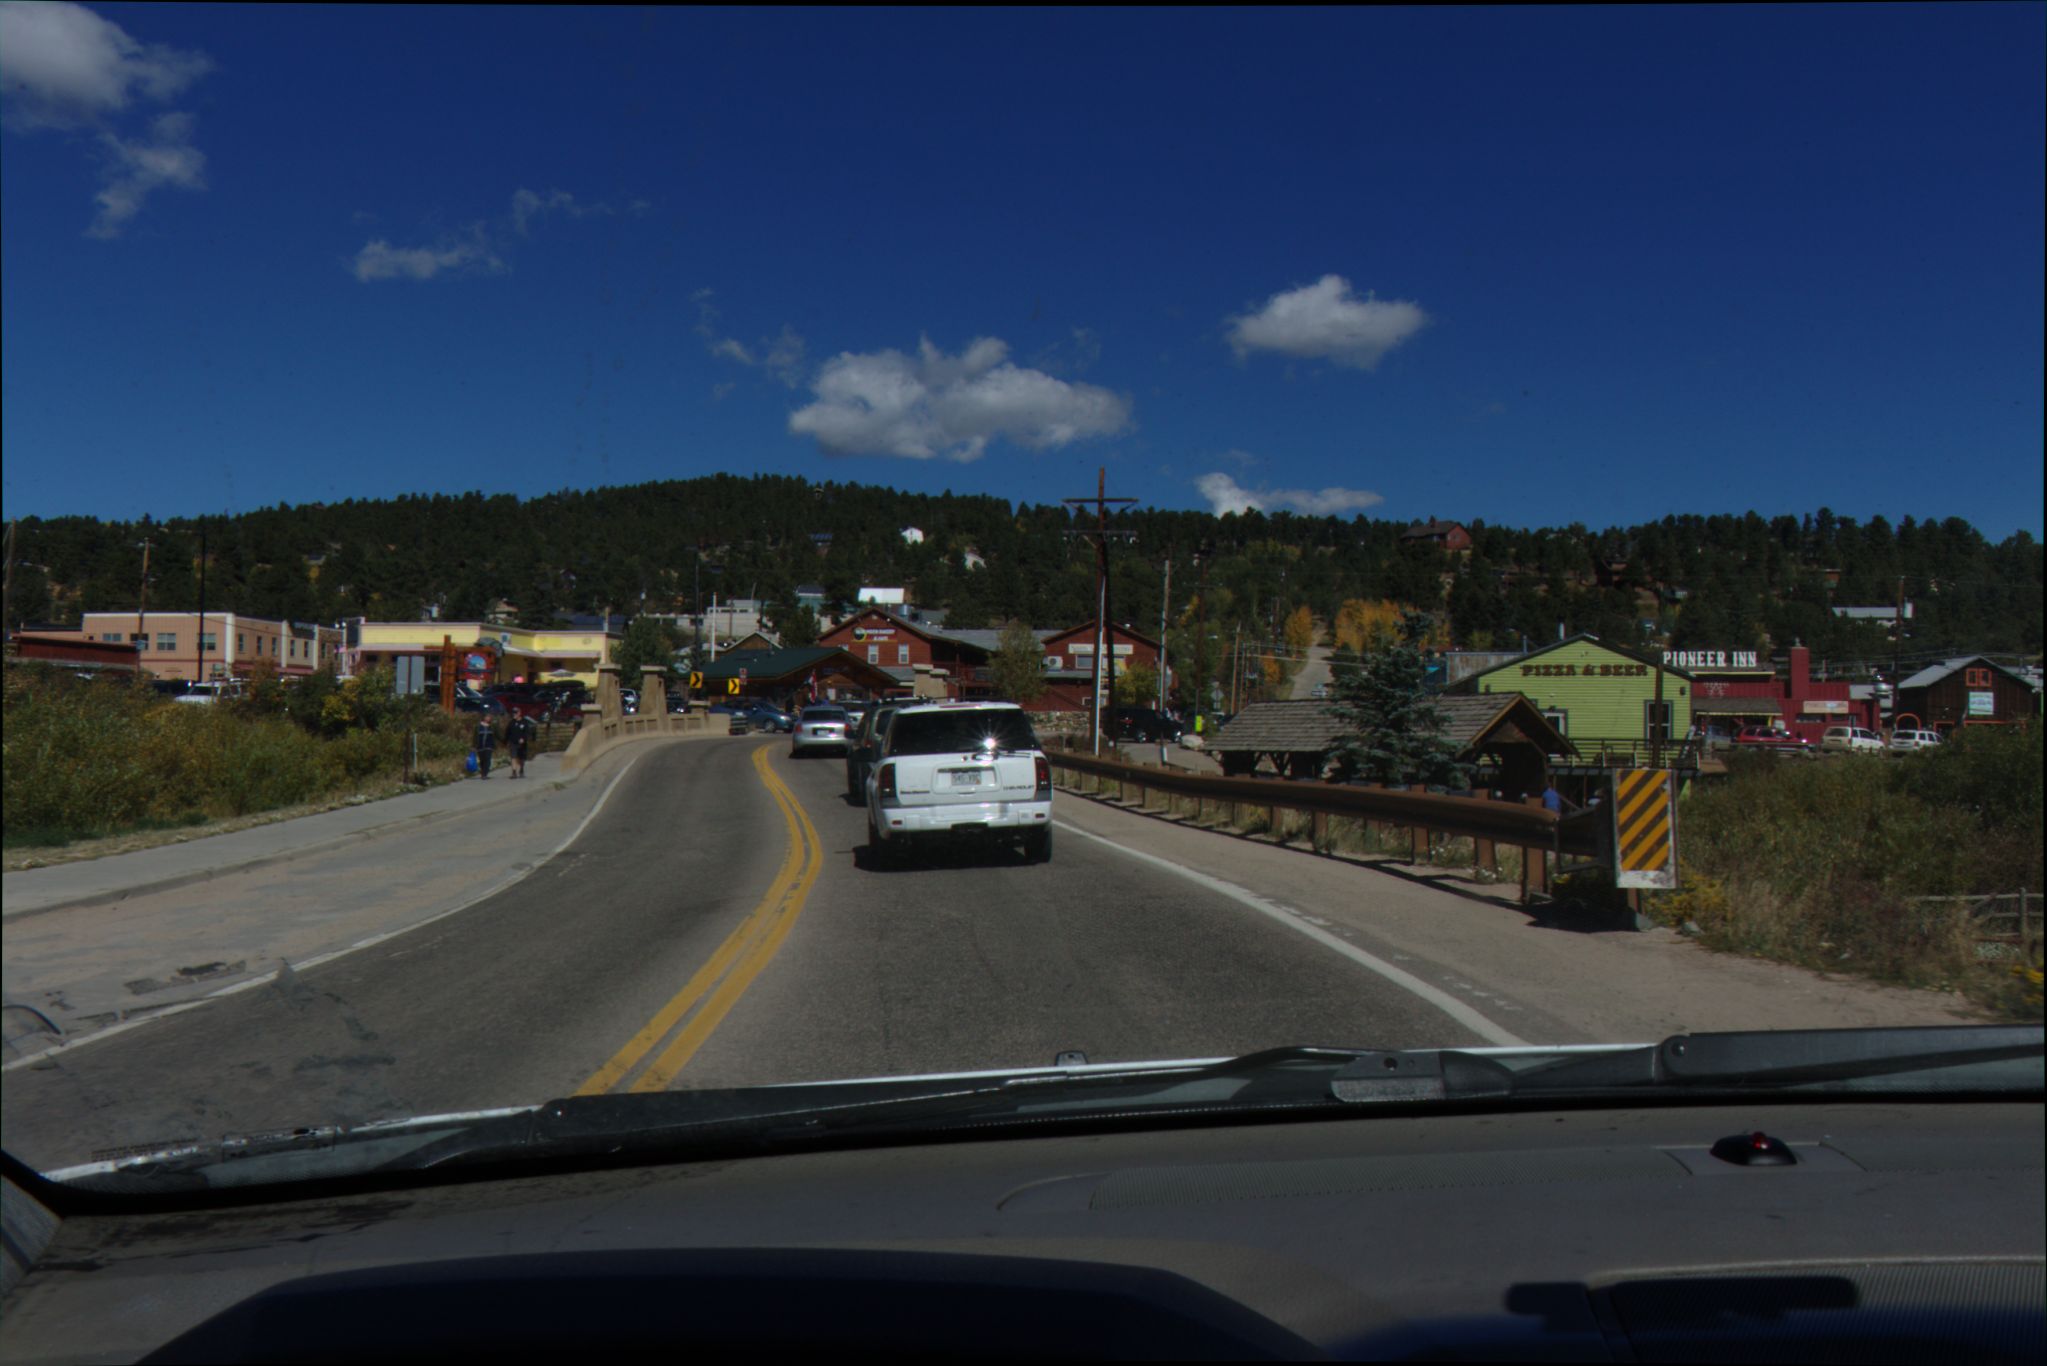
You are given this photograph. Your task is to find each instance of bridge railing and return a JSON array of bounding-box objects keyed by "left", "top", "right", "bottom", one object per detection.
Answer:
[{"left": 1045, "top": 748, "right": 1607, "bottom": 904}]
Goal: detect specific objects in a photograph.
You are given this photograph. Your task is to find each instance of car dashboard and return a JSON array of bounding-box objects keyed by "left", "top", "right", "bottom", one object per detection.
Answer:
[{"left": 2, "top": 1098, "right": 2041, "bottom": 1362}]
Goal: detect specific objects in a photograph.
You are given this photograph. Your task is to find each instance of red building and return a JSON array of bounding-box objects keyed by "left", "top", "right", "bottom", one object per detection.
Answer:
[
  {"left": 815, "top": 607, "right": 999, "bottom": 698},
  {"left": 7, "top": 631, "right": 144, "bottom": 674},
  {"left": 814, "top": 608, "right": 1169, "bottom": 711},
  {"left": 1680, "top": 644, "right": 1881, "bottom": 742},
  {"left": 1033, "top": 621, "right": 1168, "bottom": 713},
  {"left": 1400, "top": 519, "right": 1473, "bottom": 553}
]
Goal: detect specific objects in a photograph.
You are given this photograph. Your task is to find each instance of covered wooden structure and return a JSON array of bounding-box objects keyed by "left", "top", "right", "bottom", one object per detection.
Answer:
[{"left": 1205, "top": 693, "right": 1572, "bottom": 795}]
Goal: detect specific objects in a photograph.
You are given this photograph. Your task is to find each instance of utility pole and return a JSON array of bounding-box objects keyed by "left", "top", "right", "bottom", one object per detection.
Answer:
[
  {"left": 2, "top": 519, "right": 16, "bottom": 635},
  {"left": 1156, "top": 555, "right": 1171, "bottom": 714},
  {"left": 1062, "top": 467, "right": 1137, "bottom": 754},
  {"left": 195, "top": 522, "right": 207, "bottom": 681},
  {"left": 136, "top": 535, "right": 153, "bottom": 686}
]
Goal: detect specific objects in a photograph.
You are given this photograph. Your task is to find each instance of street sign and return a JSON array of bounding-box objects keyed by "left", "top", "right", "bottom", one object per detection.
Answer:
[
  {"left": 688, "top": 671, "right": 704, "bottom": 690},
  {"left": 726, "top": 677, "right": 740, "bottom": 695},
  {"left": 1612, "top": 768, "right": 1677, "bottom": 890}
]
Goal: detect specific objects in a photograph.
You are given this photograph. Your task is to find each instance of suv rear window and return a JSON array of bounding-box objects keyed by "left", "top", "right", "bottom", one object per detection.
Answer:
[
  {"left": 889, "top": 710, "right": 1040, "bottom": 757},
  {"left": 801, "top": 707, "right": 846, "bottom": 722}
]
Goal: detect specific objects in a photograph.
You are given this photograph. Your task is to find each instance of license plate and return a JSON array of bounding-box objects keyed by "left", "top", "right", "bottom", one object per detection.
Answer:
[{"left": 949, "top": 771, "right": 981, "bottom": 788}]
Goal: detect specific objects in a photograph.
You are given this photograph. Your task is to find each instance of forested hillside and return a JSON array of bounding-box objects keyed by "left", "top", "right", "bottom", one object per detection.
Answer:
[{"left": 5, "top": 478, "right": 2040, "bottom": 674}]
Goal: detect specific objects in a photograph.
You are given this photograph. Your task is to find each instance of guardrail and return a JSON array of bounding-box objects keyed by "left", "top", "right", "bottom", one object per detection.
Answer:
[
  {"left": 560, "top": 708, "right": 717, "bottom": 776},
  {"left": 1046, "top": 747, "right": 1607, "bottom": 903}
]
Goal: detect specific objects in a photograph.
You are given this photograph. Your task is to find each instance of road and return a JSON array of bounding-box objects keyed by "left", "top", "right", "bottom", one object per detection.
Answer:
[{"left": 0, "top": 736, "right": 1977, "bottom": 1172}]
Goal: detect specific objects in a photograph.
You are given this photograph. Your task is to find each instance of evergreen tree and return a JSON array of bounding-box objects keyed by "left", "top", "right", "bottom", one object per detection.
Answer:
[{"left": 1328, "top": 610, "right": 1468, "bottom": 789}]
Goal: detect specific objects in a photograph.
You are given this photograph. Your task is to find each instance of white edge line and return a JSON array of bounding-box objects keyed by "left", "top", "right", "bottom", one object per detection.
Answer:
[
  {"left": 3, "top": 753, "right": 651, "bottom": 1073},
  {"left": 1054, "top": 819, "right": 1531, "bottom": 1048}
]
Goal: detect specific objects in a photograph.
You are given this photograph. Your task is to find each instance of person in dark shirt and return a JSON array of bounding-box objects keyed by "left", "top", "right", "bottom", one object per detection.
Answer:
[
  {"left": 506, "top": 712, "right": 536, "bottom": 779},
  {"left": 473, "top": 716, "right": 498, "bottom": 779}
]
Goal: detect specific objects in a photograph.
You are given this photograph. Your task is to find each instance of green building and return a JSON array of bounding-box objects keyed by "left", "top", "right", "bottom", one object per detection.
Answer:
[{"left": 1457, "top": 634, "right": 1694, "bottom": 763}]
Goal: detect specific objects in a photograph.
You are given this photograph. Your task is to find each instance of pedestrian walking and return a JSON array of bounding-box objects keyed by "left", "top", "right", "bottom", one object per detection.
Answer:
[
  {"left": 1541, "top": 780, "right": 1577, "bottom": 815},
  {"left": 473, "top": 715, "right": 498, "bottom": 779},
  {"left": 507, "top": 712, "right": 535, "bottom": 779}
]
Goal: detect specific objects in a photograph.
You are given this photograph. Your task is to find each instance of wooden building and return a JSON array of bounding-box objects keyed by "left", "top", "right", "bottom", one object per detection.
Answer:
[{"left": 1893, "top": 656, "right": 2039, "bottom": 732}]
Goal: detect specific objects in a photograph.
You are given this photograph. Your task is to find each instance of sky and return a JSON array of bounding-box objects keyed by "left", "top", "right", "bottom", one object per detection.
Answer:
[{"left": 2, "top": 4, "right": 2042, "bottom": 537}]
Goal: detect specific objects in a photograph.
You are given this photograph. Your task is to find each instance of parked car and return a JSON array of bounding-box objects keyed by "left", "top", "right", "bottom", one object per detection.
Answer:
[
  {"left": 1107, "top": 706, "right": 1185, "bottom": 744},
  {"left": 737, "top": 700, "right": 794, "bottom": 733},
  {"left": 164, "top": 679, "right": 242, "bottom": 712},
  {"left": 485, "top": 685, "right": 554, "bottom": 721},
  {"left": 1733, "top": 725, "right": 1813, "bottom": 754},
  {"left": 864, "top": 701, "right": 1053, "bottom": 867},
  {"left": 454, "top": 691, "right": 510, "bottom": 720},
  {"left": 1889, "top": 728, "right": 1944, "bottom": 753},
  {"left": 1821, "top": 725, "right": 1885, "bottom": 754},
  {"left": 790, "top": 705, "right": 850, "bottom": 756}
]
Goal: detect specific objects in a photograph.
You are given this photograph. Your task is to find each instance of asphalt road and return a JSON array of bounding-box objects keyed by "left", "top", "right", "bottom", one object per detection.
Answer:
[{"left": 0, "top": 735, "right": 1976, "bottom": 1173}]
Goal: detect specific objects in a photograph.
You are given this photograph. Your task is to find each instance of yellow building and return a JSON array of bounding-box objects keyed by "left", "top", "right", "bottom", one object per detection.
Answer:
[{"left": 347, "top": 620, "right": 620, "bottom": 688}]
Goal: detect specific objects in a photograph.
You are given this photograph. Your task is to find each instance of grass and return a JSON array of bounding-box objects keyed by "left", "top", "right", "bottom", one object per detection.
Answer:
[
  {"left": 1649, "top": 729, "right": 2043, "bottom": 1020},
  {"left": 2, "top": 660, "right": 473, "bottom": 851}
]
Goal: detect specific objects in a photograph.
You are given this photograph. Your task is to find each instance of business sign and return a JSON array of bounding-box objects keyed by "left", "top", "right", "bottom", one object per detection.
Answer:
[
  {"left": 1662, "top": 649, "right": 1760, "bottom": 670},
  {"left": 1800, "top": 699, "right": 1850, "bottom": 715},
  {"left": 1968, "top": 690, "right": 1995, "bottom": 717},
  {"left": 1521, "top": 661, "right": 1650, "bottom": 679},
  {"left": 852, "top": 626, "right": 896, "bottom": 641}
]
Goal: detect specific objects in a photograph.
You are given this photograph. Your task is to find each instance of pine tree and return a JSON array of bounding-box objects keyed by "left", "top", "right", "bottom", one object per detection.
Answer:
[{"left": 1328, "top": 610, "right": 1467, "bottom": 789}]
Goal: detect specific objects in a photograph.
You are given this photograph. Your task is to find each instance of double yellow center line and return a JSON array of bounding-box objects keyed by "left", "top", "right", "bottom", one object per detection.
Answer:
[{"left": 574, "top": 744, "right": 823, "bottom": 1095}]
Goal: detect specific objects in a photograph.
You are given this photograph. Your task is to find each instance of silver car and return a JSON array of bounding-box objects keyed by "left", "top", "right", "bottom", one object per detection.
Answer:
[{"left": 790, "top": 705, "right": 850, "bottom": 757}]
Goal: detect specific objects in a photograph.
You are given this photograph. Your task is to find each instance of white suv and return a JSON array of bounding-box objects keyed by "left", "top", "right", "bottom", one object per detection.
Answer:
[
  {"left": 1889, "top": 728, "right": 1943, "bottom": 753},
  {"left": 1820, "top": 725, "right": 1885, "bottom": 753},
  {"left": 866, "top": 702, "right": 1053, "bottom": 867}
]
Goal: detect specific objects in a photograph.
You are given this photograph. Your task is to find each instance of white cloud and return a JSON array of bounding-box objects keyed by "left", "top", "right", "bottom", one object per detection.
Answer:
[
  {"left": 351, "top": 186, "right": 611, "bottom": 282},
  {"left": 1226, "top": 273, "right": 1427, "bottom": 370},
  {"left": 510, "top": 186, "right": 611, "bottom": 236},
  {"left": 1195, "top": 471, "right": 1383, "bottom": 518},
  {"left": 351, "top": 226, "right": 504, "bottom": 282},
  {"left": 1, "top": 2, "right": 214, "bottom": 236},
  {"left": 0, "top": 1, "right": 211, "bottom": 126},
  {"left": 87, "top": 110, "right": 205, "bottom": 238},
  {"left": 789, "top": 335, "right": 1131, "bottom": 461},
  {"left": 696, "top": 290, "right": 808, "bottom": 388}
]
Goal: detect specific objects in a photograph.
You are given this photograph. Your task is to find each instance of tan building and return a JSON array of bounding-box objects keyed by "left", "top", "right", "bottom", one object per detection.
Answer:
[{"left": 65, "top": 612, "right": 342, "bottom": 682}]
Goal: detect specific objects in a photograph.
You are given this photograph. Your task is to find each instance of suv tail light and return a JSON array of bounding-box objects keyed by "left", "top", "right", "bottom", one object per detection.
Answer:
[
  {"left": 1034, "top": 754, "right": 1051, "bottom": 798},
  {"left": 878, "top": 763, "right": 897, "bottom": 801}
]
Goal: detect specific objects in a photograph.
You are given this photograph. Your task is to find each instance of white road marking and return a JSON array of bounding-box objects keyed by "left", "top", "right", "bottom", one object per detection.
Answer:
[
  {"left": 1055, "top": 820, "right": 1529, "bottom": 1048},
  {"left": 3, "top": 752, "right": 650, "bottom": 1072}
]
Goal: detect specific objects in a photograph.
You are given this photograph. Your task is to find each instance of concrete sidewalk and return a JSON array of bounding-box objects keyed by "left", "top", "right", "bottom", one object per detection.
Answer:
[{"left": 4, "top": 752, "right": 574, "bottom": 921}]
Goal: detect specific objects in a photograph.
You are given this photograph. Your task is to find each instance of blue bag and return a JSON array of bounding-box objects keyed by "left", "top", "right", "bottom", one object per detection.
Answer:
[{"left": 466, "top": 751, "right": 479, "bottom": 775}]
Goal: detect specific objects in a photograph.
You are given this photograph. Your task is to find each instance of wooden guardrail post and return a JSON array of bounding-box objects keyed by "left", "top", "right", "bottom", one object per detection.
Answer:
[{"left": 1311, "top": 809, "right": 1328, "bottom": 852}]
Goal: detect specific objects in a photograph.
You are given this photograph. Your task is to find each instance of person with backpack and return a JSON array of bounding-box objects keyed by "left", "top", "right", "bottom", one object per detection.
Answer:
[
  {"left": 472, "top": 714, "right": 499, "bottom": 779},
  {"left": 506, "top": 711, "right": 536, "bottom": 779}
]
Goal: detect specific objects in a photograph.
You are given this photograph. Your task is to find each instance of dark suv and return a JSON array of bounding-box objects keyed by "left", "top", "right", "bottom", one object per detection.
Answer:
[
  {"left": 1107, "top": 706, "right": 1184, "bottom": 744},
  {"left": 845, "top": 700, "right": 906, "bottom": 800}
]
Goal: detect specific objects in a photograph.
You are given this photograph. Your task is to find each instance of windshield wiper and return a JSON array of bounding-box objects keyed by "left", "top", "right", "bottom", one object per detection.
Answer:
[{"left": 50, "top": 1028, "right": 2041, "bottom": 1190}]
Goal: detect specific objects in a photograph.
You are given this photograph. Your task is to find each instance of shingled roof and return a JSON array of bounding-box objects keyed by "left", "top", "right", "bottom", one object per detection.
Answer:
[
  {"left": 1207, "top": 700, "right": 1349, "bottom": 753},
  {"left": 1210, "top": 693, "right": 1572, "bottom": 758}
]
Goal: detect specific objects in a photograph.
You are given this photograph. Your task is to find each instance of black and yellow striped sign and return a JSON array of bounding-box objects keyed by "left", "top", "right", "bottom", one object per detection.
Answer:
[{"left": 1612, "top": 768, "right": 1677, "bottom": 889}]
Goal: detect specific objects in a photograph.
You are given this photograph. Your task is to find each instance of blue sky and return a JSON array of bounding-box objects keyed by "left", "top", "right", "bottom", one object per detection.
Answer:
[{"left": 3, "top": 4, "right": 2042, "bottom": 536}]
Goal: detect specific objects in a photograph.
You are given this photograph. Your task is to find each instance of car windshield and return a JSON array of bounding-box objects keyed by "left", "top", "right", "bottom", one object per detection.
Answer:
[
  {"left": 0, "top": 4, "right": 2040, "bottom": 1221},
  {"left": 889, "top": 710, "right": 1041, "bottom": 756}
]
